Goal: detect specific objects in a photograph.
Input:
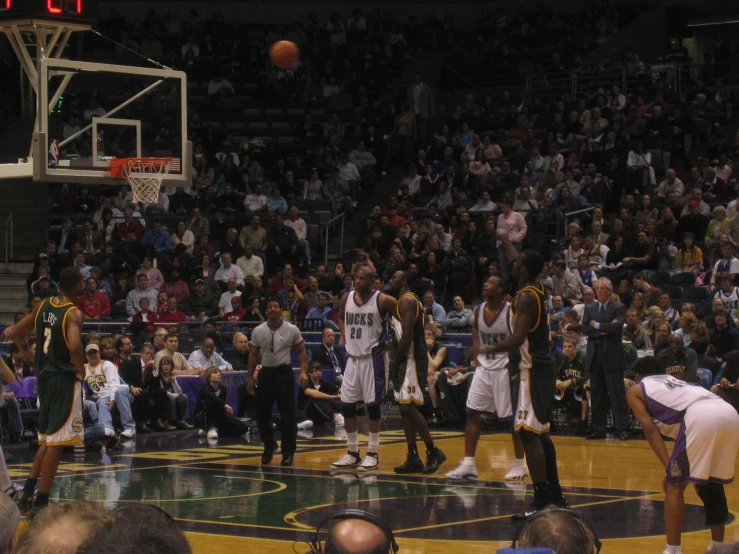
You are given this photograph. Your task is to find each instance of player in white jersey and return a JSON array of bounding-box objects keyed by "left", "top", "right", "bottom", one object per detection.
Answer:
[
  {"left": 446, "top": 276, "right": 528, "bottom": 481},
  {"left": 332, "top": 266, "right": 397, "bottom": 472},
  {"left": 628, "top": 356, "right": 739, "bottom": 554},
  {"left": 714, "top": 275, "right": 739, "bottom": 320}
]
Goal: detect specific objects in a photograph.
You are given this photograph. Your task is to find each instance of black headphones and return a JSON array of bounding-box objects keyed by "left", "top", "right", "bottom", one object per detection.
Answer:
[
  {"left": 512, "top": 509, "right": 602, "bottom": 554},
  {"left": 306, "top": 509, "right": 399, "bottom": 554}
]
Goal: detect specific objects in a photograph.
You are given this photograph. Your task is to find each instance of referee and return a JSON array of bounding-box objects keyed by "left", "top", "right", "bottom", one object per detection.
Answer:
[{"left": 248, "top": 297, "right": 309, "bottom": 466}]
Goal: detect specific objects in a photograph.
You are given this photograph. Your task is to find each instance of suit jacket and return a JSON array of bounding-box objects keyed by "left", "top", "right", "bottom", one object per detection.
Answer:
[
  {"left": 80, "top": 230, "right": 103, "bottom": 253},
  {"left": 311, "top": 343, "right": 347, "bottom": 372},
  {"left": 582, "top": 300, "right": 626, "bottom": 372},
  {"left": 49, "top": 229, "right": 78, "bottom": 252}
]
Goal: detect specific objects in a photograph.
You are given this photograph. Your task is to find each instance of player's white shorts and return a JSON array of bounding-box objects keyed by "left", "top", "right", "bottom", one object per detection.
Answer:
[
  {"left": 39, "top": 380, "right": 84, "bottom": 447},
  {"left": 342, "top": 353, "right": 388, "bottom": 406},
  {"left": 514, "top": 368, "right": 550, "bottom": 434},
  {"left": 466, "top": 369, "right": 513, "bottom": 418},
  {"left": 667, "top": 399, "right": 739, "bottom": 483},
  {"left": 394, "top": 356, "right": 424, "bottom": 405}
]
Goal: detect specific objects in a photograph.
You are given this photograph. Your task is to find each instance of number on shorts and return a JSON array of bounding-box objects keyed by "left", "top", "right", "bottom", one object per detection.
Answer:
[
  {"left": 350, "top": 328, "right": 362, "bottom": 340},
  {"left": 517, "top": 409, "right": 529, "bottom": 421},
  {"left": 43, "top": 328, "right": 51, "bottom": 354},
  {"left": 406, "top": 386, "right": 416, "bottom": 393}
]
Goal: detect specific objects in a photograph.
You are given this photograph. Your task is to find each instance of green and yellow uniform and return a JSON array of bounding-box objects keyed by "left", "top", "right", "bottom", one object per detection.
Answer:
[
  {"left": 390, "top": 292, "right": 428, "bottom": 405},
  {"left": 34, "top": 297, "right": 84, "bottom": 446},
  {"left": 509, "top": 282, "right": 557, "bottom": 433}
]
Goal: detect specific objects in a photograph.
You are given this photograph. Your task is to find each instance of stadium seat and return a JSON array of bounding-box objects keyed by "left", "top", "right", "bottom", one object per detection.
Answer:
[
  {"left": 671, "top": 272, "right": 698, "bottom": 285},
  {"left": 649, "top": 271, "right": 671, "bottom": 286},
  {"left": 287, "top": 108, "right": 306, "bottom": 117},
  {"left": 694, "top": 300, "right": 713, "bottom": 319},
  {"left": 696, "top": 368, "right": 713, "bottom": 389},
  {"left": 682, "top": 286, "right": 711, "bottom": 300},
  {"left": 248, "top": 122, "right": 269, "bottom": 131},
  {"left": 662, "top": 285, "right": 684, "bottom": 299},
  {"left": 225, "top": 121, "right": 245, "bottom": 132},
  {"left": 244, "top": 108, "right": 262, "bottom": 118}
]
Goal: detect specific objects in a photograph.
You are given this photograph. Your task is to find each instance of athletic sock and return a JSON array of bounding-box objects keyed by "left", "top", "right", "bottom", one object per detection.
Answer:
[
  {"left": 542, "top": 439, "right": 563, "bottom": 498},
  {"left": 347, "top": 432, "right": 359, "bottom": 454},
  {"left": 424, "top": 439, "right": 437, "bottom": 453},
  {"left": 33, "top": 492, "right": 49, "bottom": 508},
  {"left": 532, "top": 482, "right": 550, "bottom": 507},
  {"left": 368, "top": 432, "right": 380, "bottom": 453},
  {"left": 23, "top": 477, "right": 38, "bottom": 495},
  {"left": 408, "top": 445, "right": 419, "bottom": 457},
  {"left": 0, "top": 447, "right": 11, "bottom": 490},
  {"left": 665, "top": 545, "right": 682, "bottom": 554},
  {"left": 463, "top": 457, "right": 475, "bottom": 465},
  {"left": 711, "top": 541, "right": 723, "bottom": 550}
]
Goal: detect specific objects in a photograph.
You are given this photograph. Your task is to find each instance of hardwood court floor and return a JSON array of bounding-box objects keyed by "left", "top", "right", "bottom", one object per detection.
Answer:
[{"left": 9, "top": 428, "right": 738, "bottom": 554}]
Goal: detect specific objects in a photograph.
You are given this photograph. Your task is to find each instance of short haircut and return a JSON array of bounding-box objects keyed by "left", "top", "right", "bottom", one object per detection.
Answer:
[
  {"left": 564, "top": 308, "right": 579, "bottom": 320},
  {"left": 552, "top": 260, "right": 567, "bottom": 271},
  {"left": 77, "top": 504, "right": 192, "bottom": 554},
  {"left": 633, "top": 356, "right": 664, "bottom": 377},
  {"left": 203, "top": 366, "right": 220, "bottom": 382},
  {"left": 15, "top": 501, "right": 107, "bottom": 554},
  {"left": 166, "top": 331, "right": 178, "bottom": 341},
  {"left": 523, "top": 250, "right": 546, "bottom": 279},
  {"left": 0, "top": 492, "right": 19, "bottom": 554},
  {"left": 59, "top": 266, "right": 83, "bottom": 293},
  {"left": 563, "top": 337, "right": 577, "bottom": 347},
  {"left": 568, "top": 323, "right": 582, "bottom": 334},
  {"left": 517, "top": 509, "right": 597, "bottom": 554}
]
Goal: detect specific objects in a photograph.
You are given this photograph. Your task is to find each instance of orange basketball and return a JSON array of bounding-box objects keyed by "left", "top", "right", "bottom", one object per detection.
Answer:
[{"left": 269, "top": 40, "right": 300, "bottom": 69}]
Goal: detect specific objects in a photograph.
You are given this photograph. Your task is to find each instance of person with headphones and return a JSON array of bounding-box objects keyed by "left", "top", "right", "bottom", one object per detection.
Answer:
[
  {"left": 508, "top": 508, "right": 601, "bottom": 554},
  {"left": 308, "top": 509, "right": 398, "bottom": 554}
]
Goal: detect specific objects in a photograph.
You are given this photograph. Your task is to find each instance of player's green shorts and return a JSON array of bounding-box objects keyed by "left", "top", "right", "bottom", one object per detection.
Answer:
[
  {"left": 393, "top": 357, "right": 428, "bottom": 405},
  {"left": 37, "top": 371, "right": 83, "bottom": 446}
]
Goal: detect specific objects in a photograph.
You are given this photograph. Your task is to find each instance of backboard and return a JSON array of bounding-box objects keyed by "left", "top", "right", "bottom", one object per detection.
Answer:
[{"left": 32, "top": 57, "right": 191, "bottom": 187}]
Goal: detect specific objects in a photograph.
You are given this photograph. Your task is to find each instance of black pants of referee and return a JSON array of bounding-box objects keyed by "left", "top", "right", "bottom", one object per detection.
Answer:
[{"left": 256, "top": 364, "right": 297, "bottom": 455}]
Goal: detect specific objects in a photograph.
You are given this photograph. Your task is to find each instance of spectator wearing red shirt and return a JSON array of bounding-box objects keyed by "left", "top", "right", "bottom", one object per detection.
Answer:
[
  {"left": 223, "top": 296, "right": 247, "bottom": 322},
  {"left": 269, "top": 263, "right": 308, "bottom": 293},
  {"left": 160, "top": 268, "right": 190, "bottom": 305},
  {"left": 157, "top": 296, "right": 187, "bottom": 328},
  {"left": 131, "top": 297, "right": 159, "bottom": 335},
  {"left": 192, "top": 235, "right": 216, "bottom": 264},
  {"left": 115, "top": 208, "right": 143, "bottom": 242},
  {"left": 75, "top": 276, "right": 112, "bottom": 321}
]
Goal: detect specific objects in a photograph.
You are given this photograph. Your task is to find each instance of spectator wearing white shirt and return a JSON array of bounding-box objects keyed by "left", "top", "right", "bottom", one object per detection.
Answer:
[
  {"left": 626, "top": 142, "right": 651, "bottom": 170},
  {"left": 337, "top": 153, "right": 361, "bottom": 202},
  {"left": 513, "top": 185, "right": 538, "bottom": 215},
  {"left": 187, "top": 338, "right": 233, "bottom": 371},
  {"left": 214, "top": 253, "right": 245, "bottom": 286},
  {"left": 236, "top": 244, "right": 265, "bottom": 279},
  {"left": 285, "top": 206, "right": 311, "bottom": 265},
  {"left": 432, "top": 223, "right": 452, "bottom": 252},
  {"left": 348, "top": 141, "right": 377, "bottom": 188},
  {"left": 469, "top": 190, "right": 497, "bottom": 213},
  {"left": 84, "top": 344, "right": 136, "bottom": 438},
  {"left": 219, "top": 278, "right": 243, "bottom": 317},
  {"left": 400, "top": 165, "right": 422, "bottom": 197},
  {"left": 496, "top": 199, "right": 527, "bottom": 280},
  {"left": 181, "top": 36, "right": 200, "bottom": 59},
  {"left": 244, "top": 184, "right": 267, "bottom": 214},
  {"left": 726, "top": 190, "right": 739, "bottom": 220}
]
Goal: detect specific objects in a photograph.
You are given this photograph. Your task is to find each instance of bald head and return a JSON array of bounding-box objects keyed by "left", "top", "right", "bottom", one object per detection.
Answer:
[
  {"left": 325, "top": 518, "right": 391, "bottom": 554},
  {"left": 233, "top": 331, "right": 248, "bottom": 354}
]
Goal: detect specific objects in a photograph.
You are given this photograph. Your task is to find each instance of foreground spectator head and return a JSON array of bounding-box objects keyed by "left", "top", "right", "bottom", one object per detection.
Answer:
[
  {"left": 77, "top": 504, "right": 192, "bottom": 554},
  {"left": 514, "top": 508, "right": 600, "bottom": 554},
  {"left": 0, "top": 492, "right": 19, "bottom": 554},
  {"left": 322, "top": 327, "right": 336, "bottom": 346},
  {"left": 319, "top": 510, "right": 397, "bottom": 554},
  {"left": 232, "top": 331, "right": 248, "bottom": 354},
  {"left": 15, "top": 501, "right": 107, "bottom": 554}
]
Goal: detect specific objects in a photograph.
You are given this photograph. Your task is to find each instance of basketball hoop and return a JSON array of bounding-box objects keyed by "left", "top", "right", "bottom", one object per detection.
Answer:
[{"left": 110, "top": 158, "right": 172, "bottom": 204}]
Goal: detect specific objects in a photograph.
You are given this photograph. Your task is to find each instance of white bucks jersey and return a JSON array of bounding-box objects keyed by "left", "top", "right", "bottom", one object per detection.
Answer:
[
  {"left": 716, "top": 288, "right": 739, "bottom": 317},
  {"left": 641, "top": 374, "right": 719, "bottom": 438},
  {"left": 344, "top": 290, "right": 384, "bottom": 357},
  {"left": 476, "top": 301, "right": 512, "bottom": 371}
]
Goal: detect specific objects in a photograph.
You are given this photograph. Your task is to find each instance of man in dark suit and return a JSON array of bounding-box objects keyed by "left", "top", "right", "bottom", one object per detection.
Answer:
[
  {"left": 583, "top": 277, "right": 630, "bottom": 440},
  {"left": 49, "top": 217, "right": 78, "bottom": 255},
  {"left": 310, "top": 328, "right": 346, "bottom": 384}
]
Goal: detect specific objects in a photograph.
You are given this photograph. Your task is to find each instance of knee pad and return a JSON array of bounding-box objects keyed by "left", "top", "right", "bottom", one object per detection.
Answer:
[
  {"left": 367, "top": 405, "right": 381, "bottom": 420},
  {"left": 697, "top": 483, "right": 729, "bottom": 526},
  {"left": 340, "top": 403, "right": 357, "bottom": 419}
]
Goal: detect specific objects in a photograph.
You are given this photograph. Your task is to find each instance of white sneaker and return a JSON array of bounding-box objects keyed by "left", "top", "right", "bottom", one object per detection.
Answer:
[
  {"left": 104, "top": 427, "right": 116, "bottom": 437},
  {"left": 298, "top": 429, "right": 314, "bottom": 439},
  {"left": 121, "top": 428, "right": 136, "bottom": 439},
  {"left": 206, "top": 427, "right": 218, "bottom": 440},
  {"left": 331, "top": 451, "right": 361, "bottom": 469},
  {"left": 197, "top": 428, "right": 206, "bottom": 437},
  {"left": 445, "top": 462, "right": 479, "bottom": 481},
  {"left": 504, "top": 460, "right": 529, "bottom": 481},
  {"left": 334, "top": 414, "right": 345, "bottom": 428},
  {"left": 297, "top": 420, "right": 314, "bottom": 430},
  {"left": 357, "top": 452, "right": 379, "bottom": 472},
  {"left": 3, "top": 483, "right": 23, "bottom": 499}
]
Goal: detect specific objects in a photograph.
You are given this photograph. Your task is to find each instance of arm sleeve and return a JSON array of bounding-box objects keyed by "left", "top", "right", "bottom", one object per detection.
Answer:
[{"left": 597, "top": 304, "right": 627, "bottom": 334}]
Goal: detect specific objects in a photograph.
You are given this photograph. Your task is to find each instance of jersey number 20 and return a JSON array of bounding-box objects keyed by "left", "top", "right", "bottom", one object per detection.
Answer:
[{"left": 350, "top": 328, "right": 363, "bottom": 339}]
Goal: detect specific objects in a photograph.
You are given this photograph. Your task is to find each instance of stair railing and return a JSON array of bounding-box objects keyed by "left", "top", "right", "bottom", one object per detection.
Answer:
[{"left": 322, "top": 212, "right": 346, "bottom": 267}]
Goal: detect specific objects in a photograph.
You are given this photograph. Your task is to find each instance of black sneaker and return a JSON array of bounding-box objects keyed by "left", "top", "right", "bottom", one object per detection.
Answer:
[
  {"left": 511, "top": 500, "right": 549, "bottom": 521},
  {"left": 550, "top": 494, "right": 570, "bottom": 509},
  {"left": 421, "top": 448, "right": 447, "bottom": 474},
  {"left": 261, "top": 441, "right": 278, "bottom": 464},
  {"left": 394, "top": 454, "right": 424, "bottom": 474}
]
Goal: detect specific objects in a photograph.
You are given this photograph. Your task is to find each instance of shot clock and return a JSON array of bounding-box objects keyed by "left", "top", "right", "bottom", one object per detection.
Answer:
[{"left": 0, "top": 0, "right": 98, "bottom": 24}]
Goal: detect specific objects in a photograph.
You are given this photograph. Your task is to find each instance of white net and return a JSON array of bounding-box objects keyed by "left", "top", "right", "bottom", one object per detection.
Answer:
[{"left": 122, "top": 159, "right": 171, "bottom": 204}]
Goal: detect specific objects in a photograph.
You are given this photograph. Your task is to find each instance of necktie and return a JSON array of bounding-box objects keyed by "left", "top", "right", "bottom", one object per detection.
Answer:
[
  {"left": 329, "top": 347, "right": 340, "bottom": 372},
  {"left": 600, "top": 304, "right": 606, "bottom": 314},
  {"left": 87, "top": 233, "right": 93, "bottom": 252}
]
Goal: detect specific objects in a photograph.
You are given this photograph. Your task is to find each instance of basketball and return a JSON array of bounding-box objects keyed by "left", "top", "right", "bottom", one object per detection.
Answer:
[{"left": 269, "top": 40, "right": 300, "bottom": 69}]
